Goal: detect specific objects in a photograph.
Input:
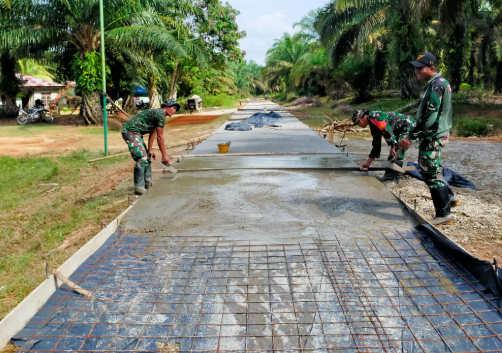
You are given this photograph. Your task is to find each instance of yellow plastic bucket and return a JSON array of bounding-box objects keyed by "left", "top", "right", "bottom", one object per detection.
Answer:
[{"left": 217, "top": 144, "right": 230, "bottom": 153}]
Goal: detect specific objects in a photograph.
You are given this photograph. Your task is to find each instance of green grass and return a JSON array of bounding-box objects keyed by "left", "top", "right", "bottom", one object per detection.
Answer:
[
  {"left": 0, "top": 149, "right": 131, "bottom": 319},
  {"left": 452, "top": 117, "right": 502, "bottom": 137},
  {"left": 360, "top": 97, "right": 414, "bottom": 112},
  {"left": 0, "top": 150, "right": 128, "bottom": 211},
  {"left": 201, "top": 93, "right": 240, "bottom": 108},
  {"left": 0, "top": 124, "right": 58, "bottom": 137}
]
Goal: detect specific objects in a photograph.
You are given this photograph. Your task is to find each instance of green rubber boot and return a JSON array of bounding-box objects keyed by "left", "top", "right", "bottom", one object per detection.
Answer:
[
  {"left": 134, "top": 167, "right": 146, "bottom": 195},
  {"left": 145, "top": 164, "right": 153, "bottom": 189}
]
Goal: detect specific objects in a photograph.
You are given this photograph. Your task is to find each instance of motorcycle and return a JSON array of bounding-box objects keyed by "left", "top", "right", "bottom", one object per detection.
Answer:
[
  {"left": 17, "top": 99, "right": 54, "bottom": 125},
  {"left": 135, "top": 99, "right": 149, "bottom": 111}
]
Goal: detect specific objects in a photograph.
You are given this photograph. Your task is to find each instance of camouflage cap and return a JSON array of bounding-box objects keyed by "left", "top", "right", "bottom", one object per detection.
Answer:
[
  {"left": 161, "top": 99, "right": 180, "bottom": 111},
  {"left": 352, "top": 109, "right": 369, "bottom": 126}
]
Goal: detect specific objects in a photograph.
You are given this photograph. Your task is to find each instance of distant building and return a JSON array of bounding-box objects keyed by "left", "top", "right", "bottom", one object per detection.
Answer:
[{"left": 16, "top": 75, "right": 73, "bottom": 108}]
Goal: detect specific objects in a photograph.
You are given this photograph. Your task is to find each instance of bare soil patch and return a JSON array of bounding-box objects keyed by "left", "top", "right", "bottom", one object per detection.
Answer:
[{"left": 166, "top": 114, "right": 221, "bottom": 126}]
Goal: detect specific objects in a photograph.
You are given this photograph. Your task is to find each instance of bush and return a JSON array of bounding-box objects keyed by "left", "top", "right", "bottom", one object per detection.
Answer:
[
  {"left": 202, "top": 94, "right": 238, "bottom": 108},
  {"left": 452, "top": 117, "right": 502, "bottom": 137}
]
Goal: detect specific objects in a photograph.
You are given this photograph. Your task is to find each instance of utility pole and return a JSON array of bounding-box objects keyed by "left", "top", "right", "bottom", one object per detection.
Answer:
[{"left": 99, "top": 0, "right": 108, "bottom": 155}]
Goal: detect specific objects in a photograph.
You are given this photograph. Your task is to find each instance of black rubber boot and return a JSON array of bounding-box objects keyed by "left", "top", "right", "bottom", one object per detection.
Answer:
[
  {"left": 377, "top": 160, "right": 402, "bottom": 183},
  {"left": 377, "top": 169, "right": 395, "bottom": 182},
  {"left": 430, "top": 186, "right": 454, "bottom": 225},
  {"left": 145, "top": 164, "right": 153, "bottom": 190},
  {"left": 134, "top": 167, "right": 146, "bottom": 195}
]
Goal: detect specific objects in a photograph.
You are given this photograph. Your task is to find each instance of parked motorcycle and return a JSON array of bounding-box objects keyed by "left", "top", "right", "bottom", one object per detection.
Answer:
[
  {"left": 135, "top": 99, "right": 149, "bottom": 111},
  {"left": 17, "top": 99, "right": 54, "bottom": 125}
]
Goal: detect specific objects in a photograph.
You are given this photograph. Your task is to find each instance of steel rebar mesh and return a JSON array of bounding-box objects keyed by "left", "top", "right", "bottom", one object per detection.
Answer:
[{"left": 11, "top": 228, "right": 502, "bottom": 352}]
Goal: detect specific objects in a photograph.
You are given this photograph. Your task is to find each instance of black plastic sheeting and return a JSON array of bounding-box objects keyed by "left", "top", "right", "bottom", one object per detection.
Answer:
[
  {"left": 417, "top": 224, "right": 502, "bottom": 300},
  {"left": 406, "top": 162, "right": 477, "bottom": 190},
  {"left": 243, "top": 111, "right": 282, "bottom": 128},
  {"left": 10, "top": 228, "right": 502, "bottom": 352},
  {"left": 224, "top": 122, "right": 252, "bottom": 131},
  {"left": 225, "top": 111, "right": 283, "bottom": 131}
]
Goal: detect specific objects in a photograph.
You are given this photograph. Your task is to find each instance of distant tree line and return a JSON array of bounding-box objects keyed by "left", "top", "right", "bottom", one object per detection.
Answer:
[{"left": 262, "top": 0, "right": 502, "bottom": 102}]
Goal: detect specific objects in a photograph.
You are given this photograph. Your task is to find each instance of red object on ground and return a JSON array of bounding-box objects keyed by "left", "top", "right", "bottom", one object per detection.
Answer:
[{"left": 166, "top": 115, "right": 220, "bottom": 126}]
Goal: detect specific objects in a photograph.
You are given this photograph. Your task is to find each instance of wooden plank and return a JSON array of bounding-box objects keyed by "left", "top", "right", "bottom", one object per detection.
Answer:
[
  {"left": 51, "top": 270, "right": 92, "bottom": 298},
  {"left": 88, "top": 134, "right": 214, "bottom": 163},
  {"left": 175, "top": 152, "right": 348, "bottom": 158}
]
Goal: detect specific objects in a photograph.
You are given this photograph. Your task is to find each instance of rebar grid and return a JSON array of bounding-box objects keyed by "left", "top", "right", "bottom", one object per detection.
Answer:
[{"left": 12, "top": 228, "right": 502, "bottom": 353}]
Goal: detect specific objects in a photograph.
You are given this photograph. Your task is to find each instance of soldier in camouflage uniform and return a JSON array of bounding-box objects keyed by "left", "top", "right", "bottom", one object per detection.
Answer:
[
  {"left": 352, "top": 110, "right": 416, "bottom": 183},
  {"left": 122, "top": 99, "right": 180, "bottom": 195},
  {"left": 399, "top": 53, "right": 458, "bottom": 225}
]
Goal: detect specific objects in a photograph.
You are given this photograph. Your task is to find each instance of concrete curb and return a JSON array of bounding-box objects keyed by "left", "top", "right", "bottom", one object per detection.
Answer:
[{"left": 0, "top": 205, "right": 134, "bottom": 350}]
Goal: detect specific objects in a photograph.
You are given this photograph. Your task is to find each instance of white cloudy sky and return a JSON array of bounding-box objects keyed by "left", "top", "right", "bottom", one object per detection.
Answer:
[{"left": 225, "top": 0, "right": 328, "bottom": 65}]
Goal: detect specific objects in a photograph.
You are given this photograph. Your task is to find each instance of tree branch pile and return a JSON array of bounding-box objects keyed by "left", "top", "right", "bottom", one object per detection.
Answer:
[{"left": 318, "top": 119, "right": 367, "bottom": 133}]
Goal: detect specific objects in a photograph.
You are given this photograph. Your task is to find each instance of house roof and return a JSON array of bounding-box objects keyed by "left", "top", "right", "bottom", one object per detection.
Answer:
[{"left": 18, "top": 74, "right": 66, "bottom": 88}]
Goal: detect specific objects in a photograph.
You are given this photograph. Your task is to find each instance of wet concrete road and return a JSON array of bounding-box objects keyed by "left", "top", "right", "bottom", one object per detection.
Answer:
[{"left": 11, "top": 101, "right": 502, "bottom": 352}]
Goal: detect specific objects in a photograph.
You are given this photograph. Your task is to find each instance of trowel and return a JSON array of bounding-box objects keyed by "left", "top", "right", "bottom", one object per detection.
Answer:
[
  {"left": 379, "top": 147, "right": 406, "bottom": 173},
  {"left": 161, "top": 161, "right": 178, "bottom": 173},
  {"left": 360, "top": 148, "right": 406, "bottom": 173},
  {"left": 378, "top": 160, "right": 405, "bottom": 173}
]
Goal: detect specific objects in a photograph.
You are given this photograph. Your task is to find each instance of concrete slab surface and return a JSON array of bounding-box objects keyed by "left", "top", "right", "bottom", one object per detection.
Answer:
[
  {"left": 9, "top": 101, "right": 502, "bottom": 352},
  {"left": 121, "top": 170, "right": 412, "bottom": 240},
  {"left": 175, "top": 154, "right": 359, "bottom": 171}
]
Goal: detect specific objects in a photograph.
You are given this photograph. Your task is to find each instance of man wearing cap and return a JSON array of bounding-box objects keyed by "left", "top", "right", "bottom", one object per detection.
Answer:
[
  {"left": 353, "top": 109, "right": 416, "bottom": 183},
  {"left": 122, "top": 100, "right": 180, "bottom": 195},
  {"left": 398, "top": 52, "right": 458, "bottom": 225}
]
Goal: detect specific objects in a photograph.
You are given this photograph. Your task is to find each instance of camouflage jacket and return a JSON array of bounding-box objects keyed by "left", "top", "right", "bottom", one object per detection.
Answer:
[
  {"left": 408, "top": 72, "right": 452, "bottom": 141},
  {"left": 123, "top": 109, "right": 165, "bottom": 135},
  {"left": 368, "top": 111, "right": 415, "bottom": 159}
]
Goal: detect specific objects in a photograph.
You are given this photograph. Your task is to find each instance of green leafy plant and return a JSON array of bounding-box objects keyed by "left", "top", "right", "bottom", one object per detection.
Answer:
[{"left": 72, "top": 52, "right": 109, "bottom": 96}]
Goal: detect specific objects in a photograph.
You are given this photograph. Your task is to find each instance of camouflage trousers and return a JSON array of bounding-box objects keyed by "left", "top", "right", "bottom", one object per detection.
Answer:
[
  {"left": 122, "top": 130, "right": 151, "bottom": 169},
  {"left": 418, "top": 134, "right": 449, "bottom": 189}
]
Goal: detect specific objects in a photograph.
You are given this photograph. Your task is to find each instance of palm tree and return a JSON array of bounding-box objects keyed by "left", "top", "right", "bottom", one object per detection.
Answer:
[
  {"left": 314, "top": 0, "right": 479, "bottom": 98},
  {"left": 473, "top": 6, "right": 502, "bottom": 92},
  {"left": 229, "top": 60, "right": 266, "bottom": 96},
  {"left": 262, "top": 33, "right": 311, "bottom": 92},
  {"left": 18, "top": 59, "right": 54, "bottom": 81}
]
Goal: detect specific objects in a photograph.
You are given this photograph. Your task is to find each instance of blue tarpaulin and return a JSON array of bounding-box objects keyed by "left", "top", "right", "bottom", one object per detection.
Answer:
[
  {"left": 134, "top": 85, "right": 147, "bottom": 96},
  {"left": 406, "top": 162, "right": 477, "bottom": 189}
]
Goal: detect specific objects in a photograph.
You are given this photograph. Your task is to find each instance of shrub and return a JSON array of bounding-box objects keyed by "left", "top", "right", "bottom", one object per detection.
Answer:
[{"left": 335, "top": 55, "right": 375, "bottom": 103}]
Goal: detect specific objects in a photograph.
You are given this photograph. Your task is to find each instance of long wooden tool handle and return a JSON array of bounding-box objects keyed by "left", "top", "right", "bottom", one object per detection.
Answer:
[{"left": 51, "top": 270, "right": 92, "bottom": 298}]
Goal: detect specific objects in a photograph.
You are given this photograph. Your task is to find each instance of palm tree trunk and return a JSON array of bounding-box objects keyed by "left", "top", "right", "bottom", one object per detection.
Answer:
[
  {"left": 0, "top": 51, "right": 21, "bottom": 117},
  {"left": 123, "top": 94, "right": 137, "bottom": 115},
  {"left": 80, "top": 91, "right": 103, "bottom": 125},
  {"left": 148, "top": 75, "right": 160, "bottom": 109},
  {"left": 400, "top": 71, "right": 420, "bottom": 100},
  {"left": 495, "top": 61, "right": 502, "bottom": 94},
  {"left": 169, "top": 59, "right": 180, "bottom": 99},
  {"left": 0, "top": 95, "right": 19, "bottom": 117}
]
